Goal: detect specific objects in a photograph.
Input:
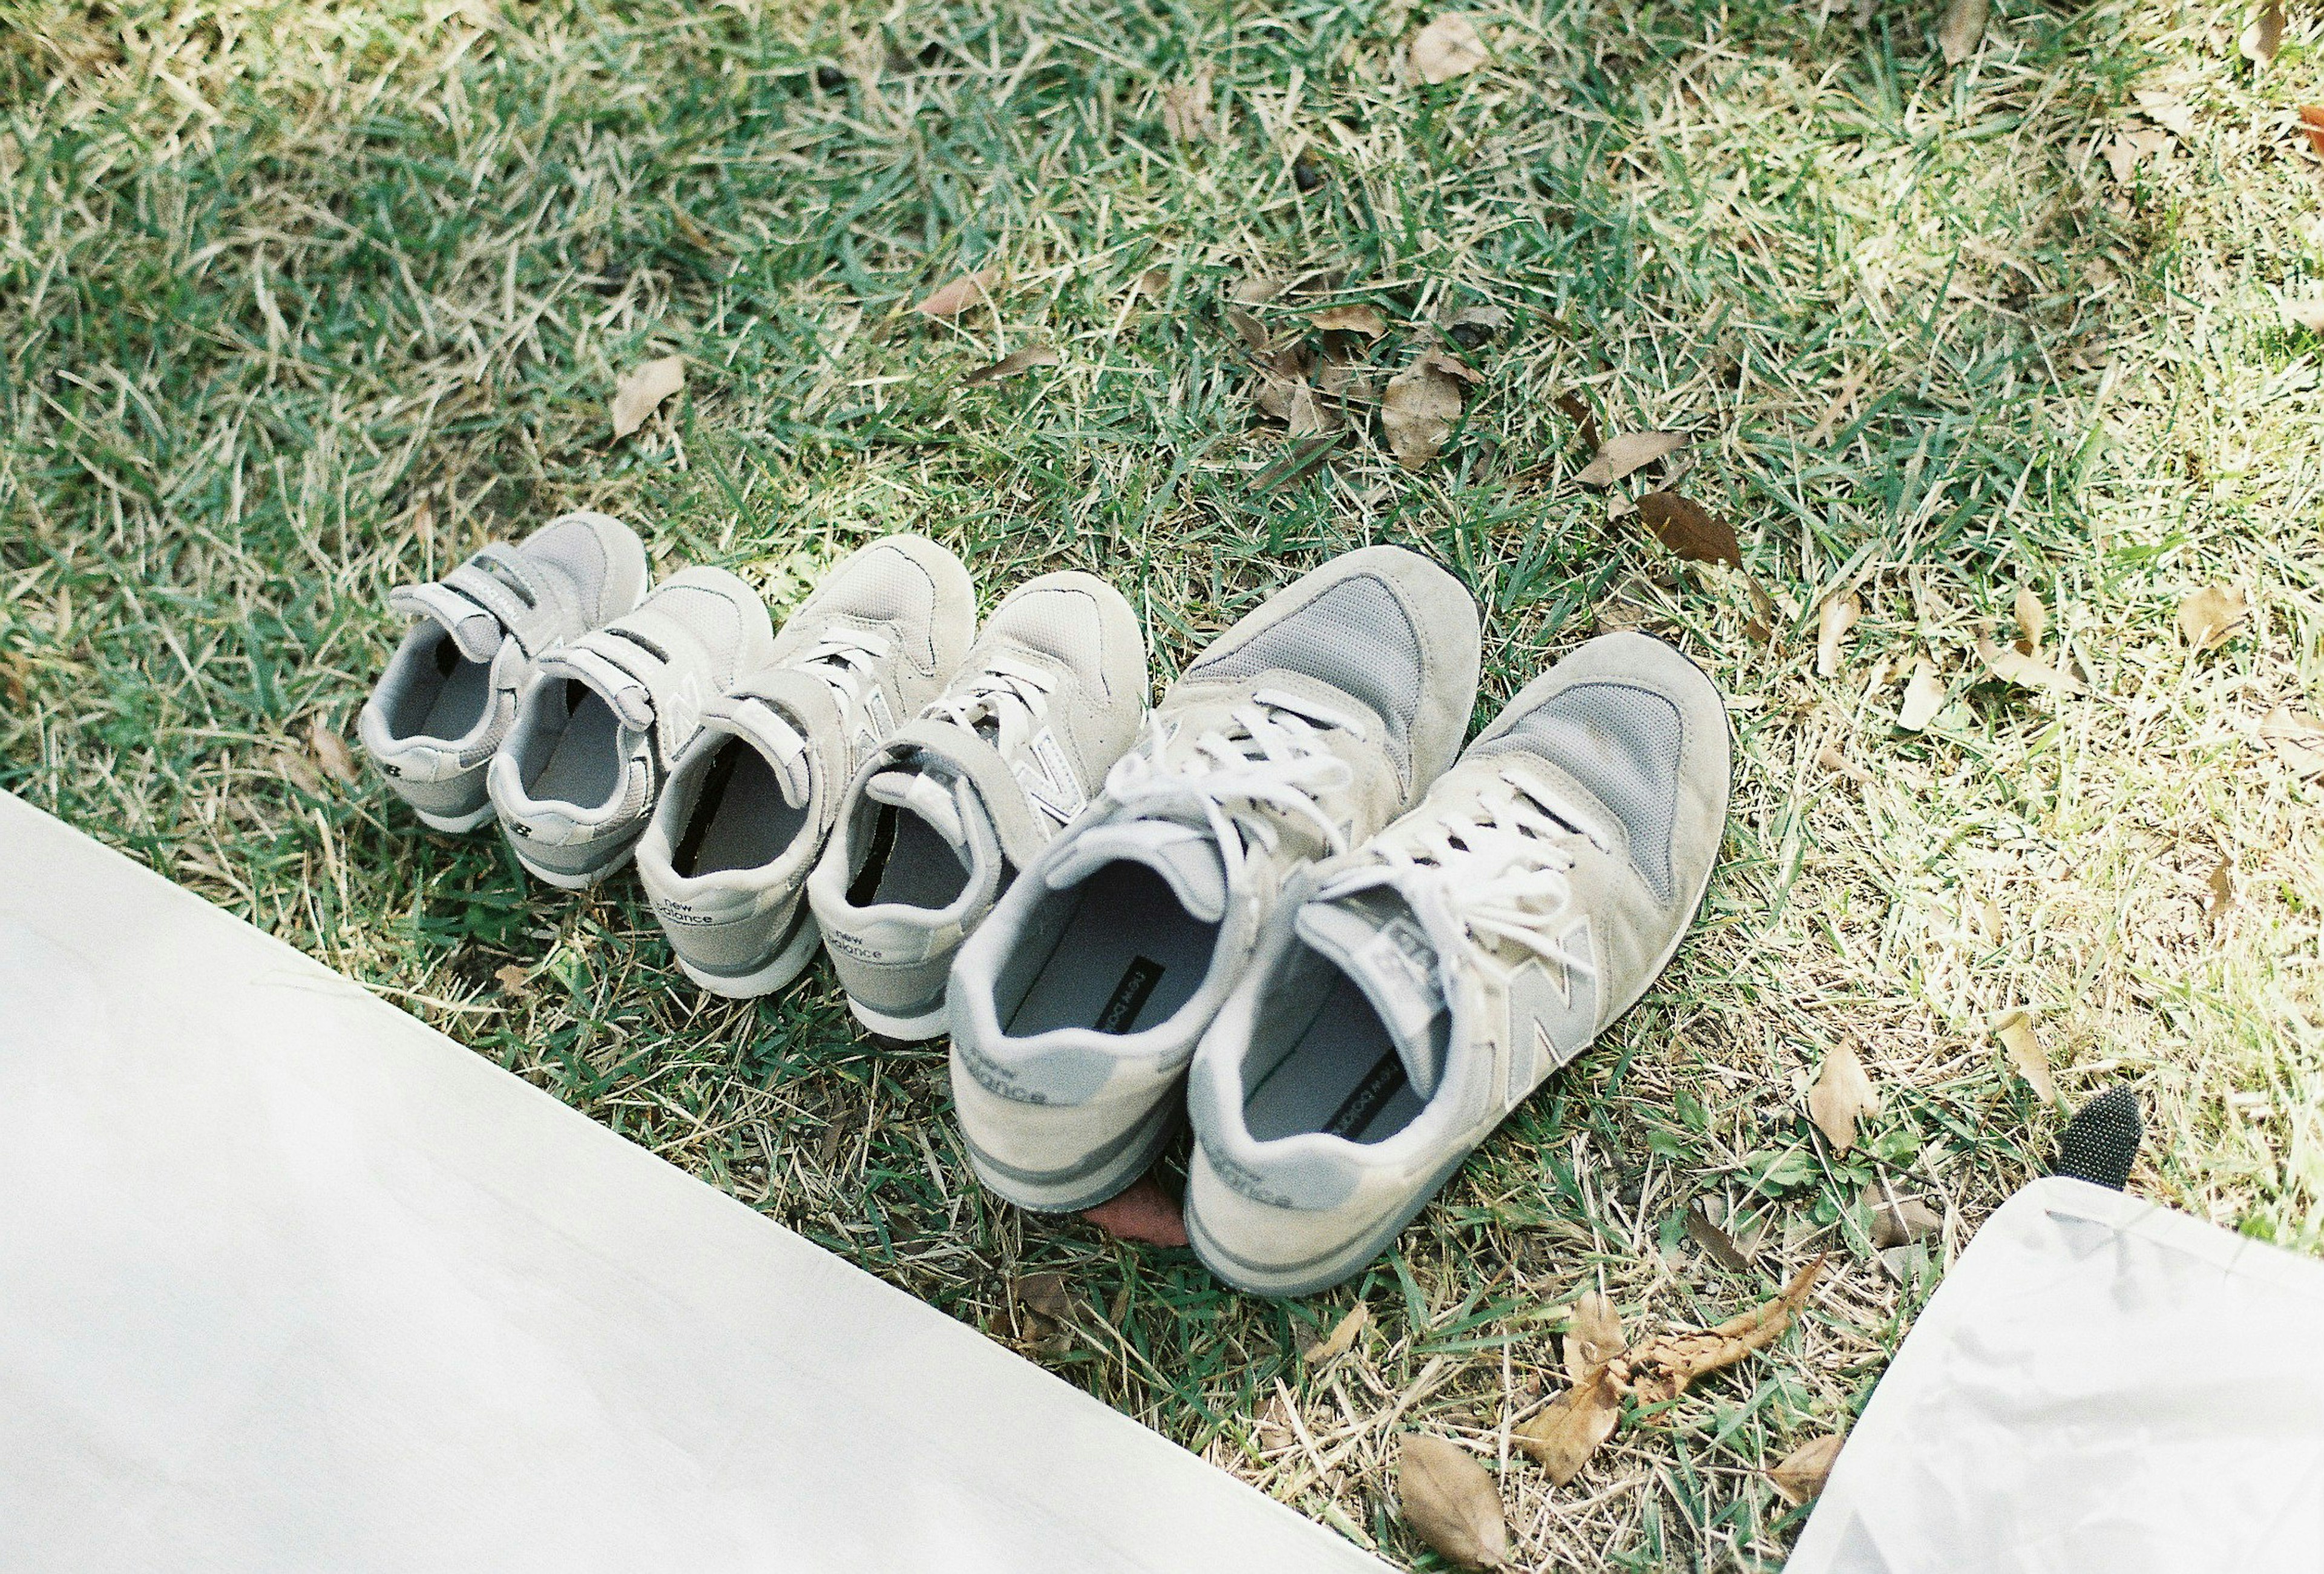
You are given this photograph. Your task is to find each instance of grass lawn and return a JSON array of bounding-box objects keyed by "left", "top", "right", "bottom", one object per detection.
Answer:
[{"left": 5, "top": 0, "right": 2322, "bottom": 1565}]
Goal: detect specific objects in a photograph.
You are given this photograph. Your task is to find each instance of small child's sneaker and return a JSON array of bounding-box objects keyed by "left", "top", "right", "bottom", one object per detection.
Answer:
[
  {"left": 636, "top": 535, "right": 975, "bottom": 998},
  {"left": 488, "top": 567, "right": 774, "bottom": 889},
  {"left": 358, "top": 511, "right": 648, "bottom": 832},
  {"left": 806, "top": 571, "right": 1149, "bottom": 1041}
]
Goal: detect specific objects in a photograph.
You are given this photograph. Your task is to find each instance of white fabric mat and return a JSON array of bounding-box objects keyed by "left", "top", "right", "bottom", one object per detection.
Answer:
[
  {"left": 1787, "top": 1174, "right": 2324, "bottom": 1573},
  {"left": 0, "top": 793, "right": 1385, "bottom": 1574}
]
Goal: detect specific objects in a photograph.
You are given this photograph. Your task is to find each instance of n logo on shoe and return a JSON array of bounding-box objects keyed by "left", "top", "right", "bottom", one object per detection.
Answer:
[
  {"left": 1500, "top": 918, "right": 1598, "bottom": 1102},
  {"left": 849, "top": 687, "right": 896, "bottom": 761},
  {"left": 1013, "top": 728, "right": 1087, "bottom": 827}
]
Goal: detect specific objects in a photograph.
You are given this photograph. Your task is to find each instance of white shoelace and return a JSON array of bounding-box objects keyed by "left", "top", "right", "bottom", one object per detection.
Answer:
[
  {"left": 922, "top": 654, "right": 1055, "bottom": 757},
  {"left": 790, "top": 628, "right": 891, "bottom": 716},
  {"left": 1327, "top": 767, "right": 1611, "bottom": 973},
  {"left": 1103, "top": 687, "right": 1367, "bottom": 888}
]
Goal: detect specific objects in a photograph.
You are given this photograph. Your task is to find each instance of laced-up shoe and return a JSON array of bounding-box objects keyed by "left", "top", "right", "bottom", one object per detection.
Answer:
[
  {"left": 1183, "top": 631, "right": 1730, "bottom": 1295},
  {"left": 488, "top": 567, "right": 774, "bottom": 888},
  {"left": 804, "top": 571, "right": 1147, "bottom": 1041},
  {"left": 947, "top": 546, "right": 1481, "bottom": 1212},
  {"left": 636, "top": 535, "right": 975, "bottom": 998},
  {"left": 359, "top": 511, "right": 648, "bottom": 831}
]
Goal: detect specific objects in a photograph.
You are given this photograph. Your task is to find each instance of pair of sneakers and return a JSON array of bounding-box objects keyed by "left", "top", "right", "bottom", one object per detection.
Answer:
[{"left": 947, "top": 547, "right": 1730, "bottom": 1297}]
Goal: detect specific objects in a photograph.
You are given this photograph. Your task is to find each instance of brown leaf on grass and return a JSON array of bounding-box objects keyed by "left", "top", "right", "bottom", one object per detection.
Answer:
[
  {"left": 1398, "top": 1434, "right": 1507, "bottom": 1569},
  {"left": 2133, "top": 90, "right": 2197, "bottom": 139},
  {"left": 1380, "top": 348, "right": 1474, "bottom": 469},
  {"left": 914, "top": 267, "right": 998, "bottom": 318},
  {"left": 1080, "top": 1173, "right": 1189, "bottom": 1245},
  {"left": 2259, "top": 705, "right": 2324, "bottom": 779},
  {"left": 1685, "top": 1205, "right": 1753, "bottom": 1271},
  {"left": 1555, "top": 392, "right": 1603, "bottom": 453},
  {"left": 1445, "top": 303, "right": 1511, "bottom": 335},
  {"left": 2104, "top": 129, "right": 2174, "bottom": 183},
  {"left": 2241, "top": 0, "right": 2283, "bottom": 67},
  {"left": 1816, "top": 593, "right": 1859, "bottom": 678},
  {"left": 1229, "top": 274, "right": 1285, "bottom": 305},
  {"left": 2177, "top": 586, "right": 2250, "bottom": 651},
  {"left": 1131, "top": 266, "right": 1171, "bottom": 300},
  {"left": 1410, "top": 13, "right": 1488, "bottom": 84},
  {"left": 1977, "top": 634, "right": 2086, "bottom": 694},
  {"left": 1013, "top": 1271, "right": 1072, "bottom": 1324},
  {"left": 1564, "top": 1291, "right": 1627, "bottom": 1382},
  {"left": 1897, "top": 659, "right": 1946, "bottom": 731},
  {"left": 1818, "top": 742, "right": 1868, "bottom": 784},
  {"left": 493, "top": 963, "right": 531, "bottom": 997},
  {"left": 309, "top": 716, "right": 359, "bottom": 785},
  {"left": 2300, "top": 105, "right": 2324, "bottom": 159},
  {"left": 2204, "top": 856, "right": 2235, "bottom": 925},
  {"left": 1770, "top": 1433, "right": 1847, "bottom": 1504},
  {"left": 1865, "top": 1188, "right": 1942, "bottom": 1249},
  {"left": 1304, "top": 1301, "right": 1371, "bottom": 1363},
  {"left": 1577, "top": 430, "right": 1686, "bottom": 487},
  {"left": 1938, "top": 0, "right": 1988, "bottom": 64},
  {"left": 1636, "top": 492, "right": 1740, "bottom": 568},
  {"left": 1311, "top": 303, "right": 1388, "bottom": 338},
  {"left": 1223, "top": 305, "right": 1272, "bottom": 353},
  {"left": 961, "top": 345, "right": 1061, "bottom": 386},
  {"left": 2286, "top": 299, "right": 2324, "bottom": 334},
  {"left": 1623, "top": 1255, "right": 1827, "bottom": 1406},
  {"left": 1995, "top": 1010, "right": 2058, "bottom": 1104},
  {"left": 1807, "top": 1044, "right": 1878, "bottom": 1154},
  {"left": 1514, "top": 1365, "right": 1623, "bottom": 1486},
  {"left": 609, "top": 355, "right": 684, "bottom": 440},
  {"left": 2014, "top": 585, "right": 2048, "bottom": 653},
  {"left": 1161, "top": 66, "right": 1215, "bottom": 142}
]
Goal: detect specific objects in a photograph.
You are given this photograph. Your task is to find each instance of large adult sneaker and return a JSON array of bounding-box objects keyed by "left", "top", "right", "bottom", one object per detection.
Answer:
[
  {"left": 637, "top": 536, "right": 974, "bottom": 999},
  {"left": 358, "top": 512, "right": 648, "bottom": 832},
  {"left": 1183, "top": 631, "right": 1730, "bottom": 1296},
  {"left": 948, "top": 547, "right": 1481, "bottom": 1214},
  {"left": 804, "top": 572, "right": 1147, "bottom": 1041},
  {"left": 488, "top": 568, "right": 773, "bottom": 889}
]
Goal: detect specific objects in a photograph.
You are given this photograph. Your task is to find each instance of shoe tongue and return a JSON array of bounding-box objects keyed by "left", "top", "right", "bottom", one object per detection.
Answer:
[
  {"left": 866, "top": 768, "right": 968, "bottom": 859},
  {"left": 1046, "top": 820, "right": 1228, "bottom": 923},
  {"left": 1295, "top": 888, "right": 1449, "bottom": 1098}
]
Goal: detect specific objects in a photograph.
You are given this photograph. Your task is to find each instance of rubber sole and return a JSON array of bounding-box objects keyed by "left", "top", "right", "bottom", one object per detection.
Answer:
[
  {"left": 413, "top": 801, "right": 494, "bottom": 834},
  {"left": 847, "top": 995, "right": 949, "bottom": 1043},
  {"left": 960, "top": 1099, "right": 1181, "bottom": 1215},
  {"left": 509, "top": 844, "right": 632, "bottom": 892},
  {"left": 675, "top": 907, "right": 822, "bottom": 1001}
]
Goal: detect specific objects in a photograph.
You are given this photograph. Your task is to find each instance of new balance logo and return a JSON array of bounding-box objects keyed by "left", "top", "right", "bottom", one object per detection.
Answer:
[
  {"left": 1013, "top": 728, "right": 1087, "bottom": 826},
  {"left": 1500, "top": 917, "right": 1598, "bottom": 1103},
  {"left": 849, "top": 687, "right": 896, "bottom": 760}
]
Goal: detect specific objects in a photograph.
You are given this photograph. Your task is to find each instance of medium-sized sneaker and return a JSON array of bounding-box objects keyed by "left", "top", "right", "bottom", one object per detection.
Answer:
[
  {"left": 1183, "top": 631, "right": 1731, "bottom": 1296},
  {"left": 636, "top": 535, "right": 975, "bottom": 998},
  {"left": 947, "top": 546, "right": 1482, "bottom": 1214},
  {"left": 358, "top": 511, "right": 648, "bottom": 831},
  {"left": 488, "top": 567, "right": 774, "bottom": 889},
  {"left": 805, "top": 571, "right": 1148, "bottom": 1041}
]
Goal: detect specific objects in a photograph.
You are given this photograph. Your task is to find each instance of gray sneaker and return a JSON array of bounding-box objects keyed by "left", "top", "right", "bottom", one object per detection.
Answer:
[
  {"left": 947, "top": 546, "right": 1482, "bottom": 1213},
  {"left": 805, "top": 571, "right": 1149, "bottom": 1041},
  {"left": 636, "top": 535, "right": 975, "bottom": 998},
  {"left": 487, "top": 567, "right": 775, "bottom": 889},
  {"left": 1183, "top": 632, "right": 1730, "bottom": 1296},
  {"left": 358, "top": 511, "right": 648, "bottom": 831}
]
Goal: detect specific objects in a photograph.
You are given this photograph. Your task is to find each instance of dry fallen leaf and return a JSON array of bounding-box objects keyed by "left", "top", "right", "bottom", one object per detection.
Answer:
[
  {"left": 1311, "top": 303, "right": 1389, "bottom": 338},
  {"left": 1514, "top": 1365, "right": 1623, "bottom": 1487},
  {"left": 2300, "top": 105, "right": 2324, "bottom": 159},
  {"left": 1576, "top": 430, "right": 1686, "bottom": 487},
  {"left": 1807, "top": 1044, "right": 1878, "bottom": 1155},
  {"left": 1398, "top": 1434, "right": 1507, "bottom": 1570},
  {"left": 1815, "top": 593, "right": 1859, "bottom": 679},
  {"left": 2286, "top": 299, "right": 2324, "bottom": 334},
  {"left": 1445, "top": 303, "right": 1511, "bottom": 335},
  {"left": 1896, "top": 659, "right": 1946, "bottom": 731},
  {"left": 1410, "top": 13, "right": 1488, "bottom": 84},
  {"left": 1380, "top": 348, "right": 1474, "bottom": 469},
  {"left": 1161, "top": 66, "right": 1215, "bottom": 142},
  {"left": 494, "top": 963, "right": 531, "bottom": 998},
  {"left": 1635, "top": 492, "right": 1741, "bottom": 569},
  {"left": 1626, "top": 1256, "right": 1827, "bottom": 1406},
  {"left": 1564, "top": 1291, "right": 1626, "bottom": 1382},
  {"left": 2204, "top": 856, "right": 2235, "bottom": 926},
  {"left": 2104, "top": 128, "right": 2175, "bottom": 183},
  {"left": 1080, "top": 1173, "right": 1189, "bottom": 1246},
  {"left": 2177, "top": 586, "right": 2250, "bottom": 651},
  {"left": 1977, "top": 634, "right": 2086, "bottom": 694},
  {"left": 2259, "top": 705, "right": 2324, "bottom": 779},
  {"left": 1770, "top": 1433, "right": 1847, "bottom": 1505},
  {"left": 1132, "top": 266, "right": 1170, "bottom": 300},
  {"left": 913, "top": 267, "right": 998, "bottom": 318},
  {"left": 1555, "top": 392, "right": 1602, "bottom": 454},
  {"left": 2241, "top": 0, "right": 2282, "bottom": 67},
  {"left": 961, "top": 344, "right": 1060, "bottom": 386},
  {"left": 1684, "top": 1205, "right": 1753, "bottom": 1271},
  {"left": 2014, "top": 585, "right": 2047, "bottom": 652},
  {"left": 1304, "top": 1301, "right": 1371, "bottom": 1363},
  {"left": 1866, "top": 1189, "right": 1942, "bottom": 1250},
  {"left": 1229, "top": 274, "right": 1285, "bottom": 305},
  {"left": 1938, "top": 0, "right": 1987, "bottom": 64},
  {"left": 609, "top": 355, "right": 685, "bottom": 440},
  {"left": 1013, "top": 1270, "right": 1072, "bottom": 1325},
  {"left": 1817, "top": 742, "right": 1868, "bottom": 784},
  {"left": 1995, "top": 1010, "right": 2058, "bottom": 1104},
  {"left": 2133, "top": 90, "right": 2197, "bottom": 139},
  {"left": 309, "top": 716, "right": 359, "bottom": 785}
]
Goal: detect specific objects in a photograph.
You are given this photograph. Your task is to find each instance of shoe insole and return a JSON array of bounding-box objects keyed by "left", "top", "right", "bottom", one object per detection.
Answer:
[
  {"left": 1241, "top": 972, "right": 1426, "bottom": 1145},
  {"left": 674, "top": 738, "right": 804, "bottom": 877},
  {"left": 527, "top": 683, "right": 623, "bottom": 810},
  {"left": 847, "top": 804, "right": 971, "bottom": 911},
  {"left": 385, "top": 633, "right": 490, "bottom": 742},
  {"left": 1005, "top": 862, "right": 1218, "bottom": 1038}
]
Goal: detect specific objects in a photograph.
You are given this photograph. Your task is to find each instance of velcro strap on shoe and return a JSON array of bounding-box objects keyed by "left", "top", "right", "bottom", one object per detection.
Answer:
[
  {"left": 390, "top": 544, "right": 573, "bottom": 662},
  {"left": 713, "top": 666, "right": 852, "bottom": 818},
  {"left": 877, "top": 717, "right": 1055, "bottom": 872}
]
